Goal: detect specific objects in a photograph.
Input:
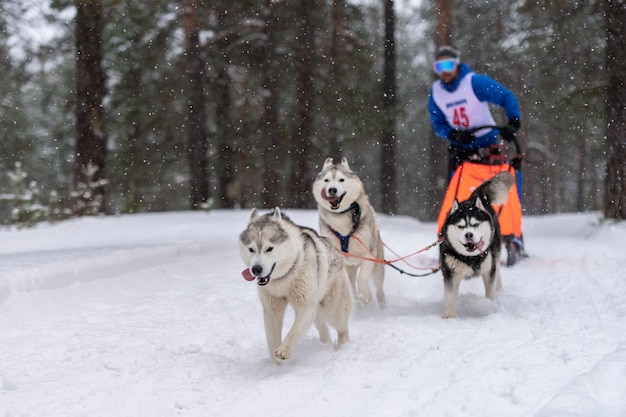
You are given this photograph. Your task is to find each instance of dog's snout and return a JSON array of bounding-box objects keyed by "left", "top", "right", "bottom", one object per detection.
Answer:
[
  {"left": 251, "top": 264, "right": 263, "bottom": 276},
  {"left": 465, "top": 232, "right": 474, "bottom": 241},
  {"left": 328, "top": 187, "right": 337, "bottom": 196}
]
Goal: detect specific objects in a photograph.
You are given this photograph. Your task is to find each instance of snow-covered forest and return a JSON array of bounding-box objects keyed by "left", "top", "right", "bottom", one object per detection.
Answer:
[
  {"left": 0, "top": 0, "right": 617, "bottom": 223},
  {"left": 1, "top": 1, "right": 625, "bottom": 415}
]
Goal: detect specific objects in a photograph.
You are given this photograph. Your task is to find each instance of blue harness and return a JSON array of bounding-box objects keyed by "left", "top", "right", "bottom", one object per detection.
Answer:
[{"left": 328, "top": 202, "right": 361, "bottom": 252}]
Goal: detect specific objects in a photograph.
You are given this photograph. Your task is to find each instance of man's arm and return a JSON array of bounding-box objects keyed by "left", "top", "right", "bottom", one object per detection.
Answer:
[
  {"left": 472, "top": 74, "right": 520, "bottom": 121},
  {"left": 428, "top": 91, "right": 454, "bottom": 140}
]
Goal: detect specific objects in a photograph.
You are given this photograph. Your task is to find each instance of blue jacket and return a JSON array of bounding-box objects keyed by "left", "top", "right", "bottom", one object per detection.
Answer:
[{"left": 428, "top": 63, "right": 520, "bottom": 150}]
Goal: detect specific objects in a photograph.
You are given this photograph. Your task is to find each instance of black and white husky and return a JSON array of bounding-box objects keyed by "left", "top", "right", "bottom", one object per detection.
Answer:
[{"left": 439, "top": 172, "right": 514, "bottom": 318}]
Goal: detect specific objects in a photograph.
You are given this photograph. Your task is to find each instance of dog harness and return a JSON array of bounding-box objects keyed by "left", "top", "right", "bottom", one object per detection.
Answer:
[{"left": 328, "top": 202, "right": 361, "bottom": 252}]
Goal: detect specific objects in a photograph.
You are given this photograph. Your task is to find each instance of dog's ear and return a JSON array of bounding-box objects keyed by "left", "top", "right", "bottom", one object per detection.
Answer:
[
  {"left": 323, "top": 157, "right": 334, "bottom": 168},
  {"left": 249, "top": 208, "right": 259, "bottom": 219},
  {"left": 475, "top": 196, "right": 487, "bottom": 212},
  {"left": 449, "top": 200, "right": 460, "bottom": 215},
  {"left": 273, "top": 207, "right": 283, "bottom": 220},
  {"left": 340, "top": 157, "right": 351, "bottom": 171}
]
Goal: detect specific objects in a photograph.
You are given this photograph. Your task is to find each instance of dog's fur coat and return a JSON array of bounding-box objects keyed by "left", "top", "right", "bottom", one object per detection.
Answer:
[
  {"left": 439, "top": 172, "right": 514, "bottom": 318},
  {"left": 312, "top": 157, "right": 386, "bottom": 308},
  {"left": 239, "top": 208, "right": 353, "bottom": 364}
]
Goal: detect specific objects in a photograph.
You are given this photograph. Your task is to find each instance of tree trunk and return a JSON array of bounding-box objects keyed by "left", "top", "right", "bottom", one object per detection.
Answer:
[
  {"left": 261, "top": 0, "right": 281, "bottom": 208},
  {"left": 604, "top": 0, "right": 626, "bottom": 219},
  {"left": 576, "top": 132, "right": 586, "bottom": 211},
  {"left": 435, "top": 0, "right": 453, "bottom": 46},
  {"left": 290, "top": 0, "right": 315, "bottom": 208},
  {"left": 74, "top": 0, "right": 106, "bottom": 215},
  {"left": 426, "top": 0, "right": 453, "bottom": 219},
  {"left": 327, "top": 0, "right": 347, "bottom": 159},
  {"left": 183, "top": 0, "right": 210, "bottom": 210},
  {"left": 380, "top": 0, "right": 397, "bottom": 214},
  {"left": 216, "top": 67, "right": 237, "bottom": 208},
  {"left": 214, "top": 3, "right": 239, "bottom": 209}
]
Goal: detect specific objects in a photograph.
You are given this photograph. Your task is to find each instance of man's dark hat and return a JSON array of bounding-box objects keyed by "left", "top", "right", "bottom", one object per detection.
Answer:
[{"left": 435, "top": 45, "right": 461, "bottom": 60}]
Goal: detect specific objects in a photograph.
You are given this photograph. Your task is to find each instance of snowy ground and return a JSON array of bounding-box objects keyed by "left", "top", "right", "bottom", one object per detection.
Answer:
[{"left": 0, "top": 209, "right": 625, "bottom": 417}]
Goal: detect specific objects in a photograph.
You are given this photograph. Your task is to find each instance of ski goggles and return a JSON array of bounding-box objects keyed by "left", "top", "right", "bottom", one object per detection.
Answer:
[{"left": 433, "top": 58, "right": 459, "bottom": 74}]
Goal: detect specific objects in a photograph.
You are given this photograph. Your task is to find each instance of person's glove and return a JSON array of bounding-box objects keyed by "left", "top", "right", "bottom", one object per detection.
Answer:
[
  {"left": 500, "top": 118, "right": 521, "bottom": 142},
  {"left": 448, "top": 129, "right": 475, "bottom": 144}
]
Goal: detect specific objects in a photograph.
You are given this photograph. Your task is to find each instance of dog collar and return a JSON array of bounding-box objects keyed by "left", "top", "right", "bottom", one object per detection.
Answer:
[
  {"left": 329, "top": 202, "right": 361, "bottom": 252},
  {"left": 340, "top": 202, "right": 361, "bottom": 224}
]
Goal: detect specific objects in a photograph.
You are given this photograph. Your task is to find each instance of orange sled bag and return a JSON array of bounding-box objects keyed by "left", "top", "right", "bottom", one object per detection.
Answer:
[{"left": 436, "top": 162, "right": 523, "bottom": 239}]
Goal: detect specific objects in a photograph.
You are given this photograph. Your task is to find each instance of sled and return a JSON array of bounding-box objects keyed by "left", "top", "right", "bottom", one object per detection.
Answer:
[{"left": 436, "top": 160, "right": 523, "bottom": 240}]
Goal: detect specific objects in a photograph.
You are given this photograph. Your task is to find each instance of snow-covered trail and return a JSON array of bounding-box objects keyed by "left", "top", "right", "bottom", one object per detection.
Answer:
[{"left": 0, "top": 210, "right": 625, "bottom": 417}]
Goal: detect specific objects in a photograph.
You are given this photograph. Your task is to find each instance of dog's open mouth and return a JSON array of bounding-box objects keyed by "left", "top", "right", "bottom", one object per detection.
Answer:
[
  {"left": 321, "top": 188, "right": 345, "bottom": 210},
  {"left": 255, "top": 263, "right": 276, "bottom": 286},
  {"left": 464, "top": 240, "right": 485, "bottom": 253}
]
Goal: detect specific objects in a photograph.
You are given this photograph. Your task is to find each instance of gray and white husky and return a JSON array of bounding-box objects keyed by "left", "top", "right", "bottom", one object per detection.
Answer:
[
  {"left": 312, "top": 157, "right": 386, "bottom": 308},
  {"left": 439, "top": 172, "right": 514, "bottom": 318},
  {"left": 239, "top": 208, "right": 353, "bottom": 364}
]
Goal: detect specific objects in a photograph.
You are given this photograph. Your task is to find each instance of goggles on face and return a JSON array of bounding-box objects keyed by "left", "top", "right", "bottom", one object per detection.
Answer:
[{"left": 433, "top": 58, "right": 459, "bottom": 74}]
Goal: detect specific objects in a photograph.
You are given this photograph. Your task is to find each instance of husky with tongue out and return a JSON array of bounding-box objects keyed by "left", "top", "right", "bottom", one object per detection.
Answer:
[
  {"left": 239, "top": 208, "right": 353, "bottom": 364},
  {"left": 439, "top": 172, "right": 514, "bottom": 318},
  {"left": 313, "top": 157, "right": 386, "bottom": 308}
]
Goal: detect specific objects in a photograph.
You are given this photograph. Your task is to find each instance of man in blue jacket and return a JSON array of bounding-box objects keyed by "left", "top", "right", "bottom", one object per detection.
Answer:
[
  {"left": 428, "top": 45, "right": 521, "bottom": 177},
  {"left": 428, "top": 45, "right": 527, "bottom": 265}
]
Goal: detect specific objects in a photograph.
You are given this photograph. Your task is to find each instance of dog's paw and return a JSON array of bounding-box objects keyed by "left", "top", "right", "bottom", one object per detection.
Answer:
[
  {"left": 358, "top": 290, "right": 372, "bottom": 305},
  {"left": 376, "top": 292, "right": 386, "bottom": 309},
  {"left": 336, "top": 331, "right": 350, "bottom": 348},
  {"left": 442, "top": 312, "right": 457, "bottom": 319},
  {"left": 274, "top": 345, "right": 291, "bottom": 361},
  {"left": 270, "top": 358, "right": 283, "bottom": 366},
  {"left": 317, "top": 323, "right": 331, "bottom": 344}
]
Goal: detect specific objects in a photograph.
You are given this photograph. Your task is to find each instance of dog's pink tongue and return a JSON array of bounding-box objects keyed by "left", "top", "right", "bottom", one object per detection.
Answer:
[
  {"left": 321, "top": 188, "right": 340, "bottom": 203},
  {"left": 242, "top": 268, "right": 256, "bottom": 281},
  {"left": 476, "top": 240, "right": 485, "bottom": 253}
]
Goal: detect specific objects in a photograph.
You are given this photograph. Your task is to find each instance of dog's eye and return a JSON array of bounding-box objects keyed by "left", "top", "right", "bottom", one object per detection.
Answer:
[
  {"left": 266, "top": 247, "right": 273, "bottom": 252},
  {"left": 339, "top": 178, "right": 345, "bottom": 182},
  {"left": 324, "top": 179, "right": 329, "bottom": 182},
  {"left": 248, "top": 247, "right": 255, "bottom": 253},
  {"left": 470, "top": 222, "right": 480, "bottom": 228}
]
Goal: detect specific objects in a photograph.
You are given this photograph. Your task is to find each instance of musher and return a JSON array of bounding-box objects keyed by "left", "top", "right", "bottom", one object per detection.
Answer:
[{"left": 428, "top": 45, "right": 528, "bottom": 265}]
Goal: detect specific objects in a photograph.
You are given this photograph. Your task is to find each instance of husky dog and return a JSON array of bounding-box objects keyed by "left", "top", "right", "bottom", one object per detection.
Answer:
[
  {"left": 312, "top": 157, "right": 386, "bottom": 308},
  {"left": 239, "top": 208, "right": 353, "bottom": 364},
  {"left": 439, "top": 172, "right": 514, "bottom": 318}
]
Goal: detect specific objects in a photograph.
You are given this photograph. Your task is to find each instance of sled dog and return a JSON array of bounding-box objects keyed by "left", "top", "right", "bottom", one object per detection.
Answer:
[
  {"left": 313, "top": 157, "right": 386, "bottom": 308},
  {"left": 439, "top": 172, "right": 514, "bottom": 318},
  {"left": 239, "top": 208, "right": 353, "bottom": 364}
]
